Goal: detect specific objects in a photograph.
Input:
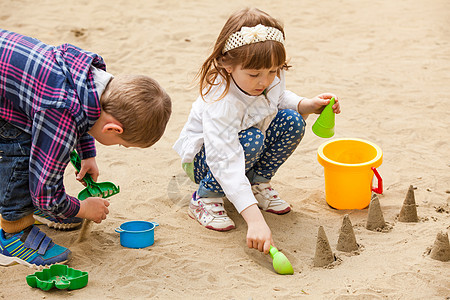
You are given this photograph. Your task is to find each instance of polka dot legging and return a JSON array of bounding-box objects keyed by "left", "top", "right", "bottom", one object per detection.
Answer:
[{"left": 194, "top": 109, "right": 306, "bottom": 198}]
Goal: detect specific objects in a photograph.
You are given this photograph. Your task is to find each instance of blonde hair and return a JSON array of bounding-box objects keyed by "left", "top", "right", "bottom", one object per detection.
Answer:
[
  {"left": 197, "top": 8, "right": 289, "bottom": 100},
  {"left": 101, "top": 75, "right": 171, "bottom": 148}
]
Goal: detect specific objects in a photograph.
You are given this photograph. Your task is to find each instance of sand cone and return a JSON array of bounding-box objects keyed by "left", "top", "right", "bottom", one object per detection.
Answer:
[
  {"left": 398, "top": 185, "right": 419, "bottom": 222},
  {"left": 312, "top": 97, "right": 335, "bottom": 138},
  {"left": 313, "top": 226, "right": 335, "bottom": 267},
  {"left": 336, "top": 214, "right": 358, "bottom": 252},
  {"left": 430, "top": 231, "right": 450, "bottom": 262},
  {"left": 366, "top": 194, "right": 386, "bottom": 231}
]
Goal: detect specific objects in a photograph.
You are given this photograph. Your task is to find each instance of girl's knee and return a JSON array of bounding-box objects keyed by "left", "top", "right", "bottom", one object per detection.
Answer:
[
  {"left": 240, "top": 127, "right": 264, "bottom": 153},
  {"left": 281, "top": 109, "right": 305, "bottom": 135}
]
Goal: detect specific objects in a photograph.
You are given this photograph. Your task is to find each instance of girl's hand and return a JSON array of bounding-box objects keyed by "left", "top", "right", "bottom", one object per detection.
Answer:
[
  {"left": 76, "top": 157, "right": 100, "bottom": 184},
  {"left": 241, "top": 204, "right": 274, "bottom": 254},
  {"left": 315, "top": 93, "right": 340, "bottom": 114},
  {"left": 246, "top": 220, "right": 273, "bottom": 254},
  {"left": 298, "top": 93, "right": 341, "bottom": 117}
]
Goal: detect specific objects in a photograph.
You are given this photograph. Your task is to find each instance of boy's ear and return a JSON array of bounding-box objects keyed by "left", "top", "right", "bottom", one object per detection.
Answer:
[{"left": 102, "top": 123, "right": 123, "bottom": 134}]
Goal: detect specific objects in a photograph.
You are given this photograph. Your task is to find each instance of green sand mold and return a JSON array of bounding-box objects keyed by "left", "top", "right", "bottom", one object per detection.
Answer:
[
  {"left": 26, "top": 264, "right": 88, "bottom": 291},
  {"left": 312, "top": 97, "right": 335, "bottom": 138}
]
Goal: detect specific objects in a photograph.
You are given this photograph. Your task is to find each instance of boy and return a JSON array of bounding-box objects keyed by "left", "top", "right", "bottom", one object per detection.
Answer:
[{"left": 0, "top": 29, "right": 172, "bottom": 267}]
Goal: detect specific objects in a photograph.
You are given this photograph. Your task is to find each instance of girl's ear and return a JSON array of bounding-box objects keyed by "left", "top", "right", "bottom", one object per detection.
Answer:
[
  {"left": 220, "top": 56, "right": 233, "bottom": 74},
  {"left": 102, "top": 123, "right": 123, "bottom": 134}
]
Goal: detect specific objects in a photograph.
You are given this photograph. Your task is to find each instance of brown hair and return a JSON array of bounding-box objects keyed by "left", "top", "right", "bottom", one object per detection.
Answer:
[
  {"left": 101, "top": 75, "right": 171, "bottom": 148},
  {"left": 197, "top": 8, "right": 289, "bottom": 101}
]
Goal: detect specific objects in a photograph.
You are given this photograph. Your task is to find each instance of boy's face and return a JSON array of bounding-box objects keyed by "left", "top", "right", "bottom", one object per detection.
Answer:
[{"left": 227, "top": 64, "right": 278, "bottom": 96}]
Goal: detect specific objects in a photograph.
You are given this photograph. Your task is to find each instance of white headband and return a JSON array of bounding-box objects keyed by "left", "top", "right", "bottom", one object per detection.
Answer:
[{"left": 222, "top": 24, "right": 285, "bottom": 54}]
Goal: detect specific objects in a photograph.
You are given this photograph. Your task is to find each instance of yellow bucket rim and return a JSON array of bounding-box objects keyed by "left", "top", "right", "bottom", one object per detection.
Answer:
[{"left": 317, "top": 138, "right": 383, "bottom": 168}]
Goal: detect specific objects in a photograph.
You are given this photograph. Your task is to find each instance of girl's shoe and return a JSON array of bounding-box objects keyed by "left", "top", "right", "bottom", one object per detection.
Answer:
[
  {"left": 188, "top": 192, "right": 235, "bottom": 231},
  {"left": 0, "top": 226, "right": 71, "bottom": 268},
  {"left": 252, "top": 183, "right": 291, "bottom": 214},
  {"left": 33, "top": 209, "right": 82, "bottom": 230}
]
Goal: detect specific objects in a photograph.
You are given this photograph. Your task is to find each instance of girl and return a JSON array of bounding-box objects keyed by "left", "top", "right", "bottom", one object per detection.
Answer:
[{"left": 173, "top": 8, "right": 340, "bottom": 254}]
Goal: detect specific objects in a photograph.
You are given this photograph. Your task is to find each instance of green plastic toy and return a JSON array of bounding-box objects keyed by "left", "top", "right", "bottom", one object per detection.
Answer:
[
  {"left": 26, "top": 264, "right": 88, "bottom": 291},
  {"left": 70, "top": 150, "right": 120, "bottom": 200},
  {"left": 269, "top": 246, "right": 294, "bottom": 275},
  {"left": 312, "top": 97, "right": 335, "bottom": 138}
]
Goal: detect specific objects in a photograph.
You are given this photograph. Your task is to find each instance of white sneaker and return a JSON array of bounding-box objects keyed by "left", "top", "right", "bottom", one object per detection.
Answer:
[
  {"left": 252, "top": 183, "right": 291, "bottom": 214},
  {"left": 188, "top": 192, "right": 235, "bottom": 231}
]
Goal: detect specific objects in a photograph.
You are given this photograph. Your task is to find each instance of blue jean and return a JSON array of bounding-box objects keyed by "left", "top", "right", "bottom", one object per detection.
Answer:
[
  {"left": 0, "top": 118, "right": 33, "bottom": 221},
  {"left": 194, "top": 109, "right": 305, "bottom": 198}
]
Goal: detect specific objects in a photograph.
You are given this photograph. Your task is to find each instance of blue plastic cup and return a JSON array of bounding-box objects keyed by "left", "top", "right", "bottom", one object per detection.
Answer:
[{"left": 115, "top": 221, "right": 159, "bottom": 249}]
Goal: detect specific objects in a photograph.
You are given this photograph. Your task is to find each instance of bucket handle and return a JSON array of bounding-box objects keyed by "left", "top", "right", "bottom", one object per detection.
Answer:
[
  {"left": 115, "top": 222, "right": 159, "bottom": 234},
  {"left": 371, "top": 167, "right": 383, "bottom": 194}
]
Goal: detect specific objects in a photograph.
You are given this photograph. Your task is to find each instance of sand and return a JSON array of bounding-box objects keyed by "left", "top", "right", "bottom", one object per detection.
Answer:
[{"left": 0, "top": 0, "right": 449, "bottom": 299}]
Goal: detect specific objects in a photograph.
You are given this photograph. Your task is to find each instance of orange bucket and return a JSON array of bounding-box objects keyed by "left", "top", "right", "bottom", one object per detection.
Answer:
[{"left": 317, "top": 138, "right": 383, "bottom": 209}]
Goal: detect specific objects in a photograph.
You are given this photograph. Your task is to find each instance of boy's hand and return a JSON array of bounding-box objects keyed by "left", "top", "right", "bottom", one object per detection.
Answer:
[
  {"left": 76, "top": 157, "right": 100, "bottom": 183},
  {"left": 241, "top": 204, "right": 274, "bottom": 254},
  {"left": 298, "top": 93, "right": 341, "bottom": 117},
  {"left": 76, "top": 197, "right": 110, "bottom": 223}
]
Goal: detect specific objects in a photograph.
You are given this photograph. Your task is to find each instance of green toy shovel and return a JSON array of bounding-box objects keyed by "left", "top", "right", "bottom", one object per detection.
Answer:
[
  {"left": 70, "top": 150, "right": 120, "bottom": 242},
  {"left": 312, "top": 97, "right": 335, "bottom": 138},
  {"left": 69, "top": 150, "right": 120, "bottom": 200},
  {"left": 269, "top": 246, "right": 294, "bottom": 275}
]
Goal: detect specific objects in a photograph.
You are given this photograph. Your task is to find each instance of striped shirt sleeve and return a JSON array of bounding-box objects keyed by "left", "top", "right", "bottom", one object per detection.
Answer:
[{"left": 76, "top": 133, "right": 96, "bottom": 160}]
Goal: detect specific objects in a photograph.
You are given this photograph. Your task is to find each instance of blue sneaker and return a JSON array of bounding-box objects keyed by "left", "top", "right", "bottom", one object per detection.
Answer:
[
  {"left": 33, "top": 209, "right": 82, "bottom": 230},
  {"left": 0, "top": 226, "right": 71, "bottom": 268}
]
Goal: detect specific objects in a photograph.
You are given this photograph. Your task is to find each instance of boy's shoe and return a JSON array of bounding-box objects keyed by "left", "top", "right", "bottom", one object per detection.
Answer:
[
  {"left": 0, "top": 225, "right": 72, "bottom": 268},
  {"left": 33, "top": 209, "right": 82, "bottom": 230},
  {"left": 252, "top": 183, "right": 291, "bottom": 214},
  {"left": 188, "top": 192, "right": 235, "bottom": 231}
]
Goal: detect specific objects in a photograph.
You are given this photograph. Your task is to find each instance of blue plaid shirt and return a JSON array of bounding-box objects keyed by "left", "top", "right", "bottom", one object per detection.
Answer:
[{"left": 0, "top": 29, "right": 106, "bottom": 220}]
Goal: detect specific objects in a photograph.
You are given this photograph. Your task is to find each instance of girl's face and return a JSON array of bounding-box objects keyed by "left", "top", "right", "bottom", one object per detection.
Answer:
[{"left": 226, "top": 64, "right": 278, "bottom": 96}]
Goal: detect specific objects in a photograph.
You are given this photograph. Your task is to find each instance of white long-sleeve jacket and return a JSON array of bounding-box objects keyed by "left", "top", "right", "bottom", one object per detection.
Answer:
[{"left": 173, "top": 71, "right": 304, "bottom": 213}]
